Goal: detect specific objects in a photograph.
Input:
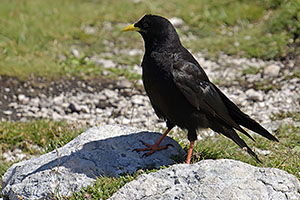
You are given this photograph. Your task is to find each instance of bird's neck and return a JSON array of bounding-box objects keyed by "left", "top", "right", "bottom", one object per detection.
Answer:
[{"left": 143, "top": 35, "right": 182, "bottom": 53}]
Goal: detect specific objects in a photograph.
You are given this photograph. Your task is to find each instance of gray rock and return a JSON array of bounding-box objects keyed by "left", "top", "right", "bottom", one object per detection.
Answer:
[
  {"left": 110, "top": 159, "right": 300, "bottom": 200},
  {"left": 3, "top": 110, "right": 12, "bottom": 115},
  {"left": 116, "top": 78, "right": 132, "bottom": 89},
  {"left": 103, "top": 88, "right": 118, "bottom": 99},
  {"left": 264, "top": 64, "right": 280, "bottom": 77},
  {"left": 245, "top": 88, "right": 264, "bottom": 101},
  {"left": 1, "top": 125, "right": 185, "bottom": 200},
  {"left": 131, "top": 95, "right": 145, "bottom": 105},
  {"left": 90, "top": 57, "right": 116, "bottom": 68},
  {"left": 18, "top": 94, "right": 29, "bottom": 104}
]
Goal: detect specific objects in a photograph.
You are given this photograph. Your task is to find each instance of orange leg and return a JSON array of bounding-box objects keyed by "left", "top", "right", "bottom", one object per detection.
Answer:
[
  {"left": 185, "top": 140, "right": 195, "bottom": 164},
  {"left": 135, "top": 128, "right": 172, "bottom": 157}
]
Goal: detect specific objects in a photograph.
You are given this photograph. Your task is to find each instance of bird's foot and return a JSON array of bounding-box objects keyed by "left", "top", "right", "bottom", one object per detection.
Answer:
[{"left": 134, "top": 140, "right": 173, "bottom": 157}]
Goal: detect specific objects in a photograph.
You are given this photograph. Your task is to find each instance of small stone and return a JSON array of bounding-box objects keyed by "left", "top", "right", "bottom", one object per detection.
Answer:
[
  {"left": 53, "top": 95, "right": 64, "bottom": 105},
  {"left": 80, "top": 105, "right": 90, "bottom": 113},
  {"left": 83, "top": 25, "right": 98, "bottom": 35},
  {"left": 52, "top": 112, "right": 62, "bottom": 120},
  {"left": 31, "top": 98, "right": 40, "bottom": 107},
  {"left": 8, "top": 102, "right": 18, "bottom": 108},
  {"left": 102, "top": 70, "right": 110, "bottom": 76},
  {"left": 71, "top": 49, "right": 81, "bottom": 58},
  {"left": 3, "top": 110, "right": 12, "bottom": 115},
  {"left": 117, "top": 79, "right": 132, "bottom": 89},
  {"left": 69, "top": 102, "right": 81, "bottom": 113},
  {"left": 264, "top": 64, "right": 280, "bottom": 77},
  {"left": 61, "top": 102, "right": 70, "bottom": 108},
  {"left": 18, "top": 94, "right": 26, "bottom": 102},
  {"left": 103, "top": 89, "right": 117, "bottom": 99},
  {"left": 245, "top": 89, "right": 263, "bottom": 101},
  {"left": 128, "top": 49, "right": 143, "bottom": 56},
  {"left": 253, "top": 147, "right": 271, "bottom": 155},
  {"left": 121, "top": 118, "right": 131, "bottom": 124},
  {"left": 131, "top": 95, "right": 144, "bottom": 105},
  {"left": 90, "top": 57, "right": 116, "bottom": 68}
]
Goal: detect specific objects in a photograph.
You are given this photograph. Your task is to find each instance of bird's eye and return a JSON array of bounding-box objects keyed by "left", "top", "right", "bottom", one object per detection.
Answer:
[{"left": 143, "top": 23, "right": 149, "bottom": 29}]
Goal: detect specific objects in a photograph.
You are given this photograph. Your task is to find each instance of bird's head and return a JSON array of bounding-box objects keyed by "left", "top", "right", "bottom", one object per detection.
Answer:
[{"left": 122, "top": 14, "right": 180, "bottom": 49}]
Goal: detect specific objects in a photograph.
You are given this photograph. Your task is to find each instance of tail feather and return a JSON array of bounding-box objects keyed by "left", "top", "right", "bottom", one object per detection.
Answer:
[
  {"left": 215, "top": 86, "right": 279, "bottom": 142},
  {"left": 212, "top": 125, "right": 261, "bottom": 163}
]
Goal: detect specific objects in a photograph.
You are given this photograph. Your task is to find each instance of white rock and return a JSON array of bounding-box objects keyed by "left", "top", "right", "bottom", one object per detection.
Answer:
[
  {"left": 103, "top": 88, "right": 117, "bottom": 99},
  {"left": 18, "top": 94, "right": 29, "bottom": 104},
  {"left": 3, "top": 110, "right": 12, "bottom": 115},
  {"left": 110, "top": 159, "right": 300, "bottom": 200},
  {"left": 90, "top": 57, "right": 116, "bottom": 68},
  {"left": 71, "top": 49, "right": 81, "bottom": 58},
  {"left": 245, "top": 88, "right": 263, "bottom": 101},
  {"left": 264, "top": 64, "right": 280, "bottom": 77},
  {"left": 131, "top": 95, "right": 144, "bottom": 105}
]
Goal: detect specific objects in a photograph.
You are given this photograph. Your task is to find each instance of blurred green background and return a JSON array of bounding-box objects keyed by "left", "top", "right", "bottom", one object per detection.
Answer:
[{"left": 0, "top": 0, "right": 299, "bottom": 79}]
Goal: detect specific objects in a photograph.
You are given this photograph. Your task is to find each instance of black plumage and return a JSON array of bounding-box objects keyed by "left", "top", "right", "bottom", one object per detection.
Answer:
[{"left": 123, "top": 14, "right": 278, "bottom": 164}]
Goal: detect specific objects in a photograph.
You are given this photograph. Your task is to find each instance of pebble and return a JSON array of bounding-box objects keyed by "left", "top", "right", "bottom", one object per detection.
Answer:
[
  {"left": 3, "top": 110, "right": 12, "bottom": 115},
  {"left": 90, "top": 57, "right": 116, "bottom": 68},
  {"left": 83, "top": 25, "right": 98, "bottom": 35},
  {"left": 264, "top": 64, "right": 280, "bottom": 77},
  {"left": 71, "top": 49, "right": 81, "bottom": 58},
  {"left": 245, "top": 88, "right": 264, "bottom": 101}
]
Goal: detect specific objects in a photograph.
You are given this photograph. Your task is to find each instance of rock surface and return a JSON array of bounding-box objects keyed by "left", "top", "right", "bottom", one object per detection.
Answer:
[
  {"left": 1, "top": 125, "right": 185, "bottom": 200},
  {"left": 110, "top": 159, "right": 300, "bottom": 200}
]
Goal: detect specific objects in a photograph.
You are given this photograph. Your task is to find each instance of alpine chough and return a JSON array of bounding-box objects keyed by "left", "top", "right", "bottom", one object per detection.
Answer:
[{"left": 122, "top": 14, "right": 278, "bottom": 164}]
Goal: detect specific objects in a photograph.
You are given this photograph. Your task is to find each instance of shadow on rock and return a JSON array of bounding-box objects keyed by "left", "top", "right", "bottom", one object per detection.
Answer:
[{"left": 1, "top": 125, "right": 185, "bottom": 200}]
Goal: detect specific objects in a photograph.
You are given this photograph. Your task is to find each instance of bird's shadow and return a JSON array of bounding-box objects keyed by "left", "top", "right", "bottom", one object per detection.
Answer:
[{"left": 18, "top": 131, "right": 185, "bottom": 182}]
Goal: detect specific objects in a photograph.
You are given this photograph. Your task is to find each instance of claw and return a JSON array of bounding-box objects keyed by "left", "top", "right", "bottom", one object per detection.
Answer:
[
  {"left": 134, "top": 129, "right": 173, "bottom": 158},
  {"left": 134, "top": 140, "right": 171, "bottom": 157}
]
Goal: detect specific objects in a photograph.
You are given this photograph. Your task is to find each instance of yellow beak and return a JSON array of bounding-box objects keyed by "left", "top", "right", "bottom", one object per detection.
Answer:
[{"left": 122, "top": 23, "right": 140, "bottom": 32}]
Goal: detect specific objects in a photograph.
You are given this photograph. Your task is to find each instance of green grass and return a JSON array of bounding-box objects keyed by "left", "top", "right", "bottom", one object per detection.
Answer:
[
  {"left": 64, "top": 175, "right": 138, "bottom": 200},
  {"left": 0, "top": 0, "right": 299, "bottom": 79},
  {"left": 0, "top": 120, "right": 82, "bottom": 155}
]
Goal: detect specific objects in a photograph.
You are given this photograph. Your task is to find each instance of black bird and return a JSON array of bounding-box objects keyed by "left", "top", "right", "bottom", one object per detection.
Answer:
[{"left": 122, "top": 14, "right": 278, "bottom": 164}]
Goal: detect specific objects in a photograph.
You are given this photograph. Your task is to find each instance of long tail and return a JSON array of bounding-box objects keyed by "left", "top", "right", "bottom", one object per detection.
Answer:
[
  {"left": 211, "top": 124, "right": 261, "bottom": 163},
  {"left": 215, "top": 86, "right": 279, "bottom": 142}
]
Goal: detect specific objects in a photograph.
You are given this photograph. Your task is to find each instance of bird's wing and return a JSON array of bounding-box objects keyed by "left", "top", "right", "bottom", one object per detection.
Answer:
[{"left": 172, "top": 61, "right": 254, "bottom": 140}]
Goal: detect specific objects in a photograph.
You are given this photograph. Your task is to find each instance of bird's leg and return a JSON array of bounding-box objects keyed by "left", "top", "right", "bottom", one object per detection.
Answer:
[
  {"left": 135, "top": 128, "right": 172, "bottom": 157},
  {"left": 185, "top": 140, "right": 195, "bottom": 164}
]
